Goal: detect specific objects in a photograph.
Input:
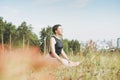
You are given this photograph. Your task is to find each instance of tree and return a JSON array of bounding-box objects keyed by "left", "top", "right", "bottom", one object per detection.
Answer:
[
  {"left": 68, "top": 39, "right": 80, "bottom": 55},
  {"left": 39, "top": 26, "right": 53, "bottom": 53},
  {"left": 4, "top": 22, "right": 16, "bottom": 49},
  {"left": 25, "top": 24, "right": 33, "bottom": 47},
  {"left": 17, "top": 22, "right": 40, "bottom": 48},
  {"left": 73, "top": 40, "right": 80, "bottom": 54},
  {"left": 0, "top": 17, "right": 40, "bottom": 50},
  {"left": 62, "top": 39, "right": 69, "bottom": 54},
  {"left": 29, "top": 33, "right": 40, "bottom": 46},
  {"left": 0, "top": 17, "right": 5, "bottom": 51},
  {"left": 17, "top": 21, "right": 32, "bottom": 48}
]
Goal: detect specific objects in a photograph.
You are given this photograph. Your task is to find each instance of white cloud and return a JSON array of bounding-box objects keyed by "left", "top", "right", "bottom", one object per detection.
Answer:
[
  {"left": 32, "top": 0, "right": 91, "bottom": 8},
  {"left": 32, "top": 0, "right": 62, "bottom": 5},
  {"left": 69, "top": 0, "right": 90, "bottom": 8}
]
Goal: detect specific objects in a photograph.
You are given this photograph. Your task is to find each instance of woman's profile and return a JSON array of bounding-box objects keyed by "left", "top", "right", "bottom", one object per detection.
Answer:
[{"left": 46, "top": 24, "right": 81, "bottom": 67}]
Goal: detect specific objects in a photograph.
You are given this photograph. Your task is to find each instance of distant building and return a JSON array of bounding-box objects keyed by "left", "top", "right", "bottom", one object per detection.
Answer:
[
  {"left": 117, "top": 38, "right": 120, "bottom": 48},
  {"left": 96, "top": 40, "right": 109, "bottom": 50}
]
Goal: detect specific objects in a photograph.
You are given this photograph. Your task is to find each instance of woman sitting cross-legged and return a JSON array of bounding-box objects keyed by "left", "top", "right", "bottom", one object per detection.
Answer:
[{"left": 46, "top": 24, "right": 81, "bottom": 67}]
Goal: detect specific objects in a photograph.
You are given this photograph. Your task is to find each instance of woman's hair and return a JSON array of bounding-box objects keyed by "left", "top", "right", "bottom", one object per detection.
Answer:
[{"left": 52, "top": 24, "right": 61, "bottom": 34}]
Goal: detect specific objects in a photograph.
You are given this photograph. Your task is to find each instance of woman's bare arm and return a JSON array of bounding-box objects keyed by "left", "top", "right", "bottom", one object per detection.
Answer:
[{"left": 61, "top": 49, "right": 69, "bottom": 60}]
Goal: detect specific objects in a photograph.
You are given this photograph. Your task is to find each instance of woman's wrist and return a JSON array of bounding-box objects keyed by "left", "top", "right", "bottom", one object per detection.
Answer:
[
  {"left": 67, "top": 59, "right": 70, "bottom": 63},
  {"left": 59, "top": 58, "right": 63, "bottom": 63},
  {"left": 67, "top": 58, "right": 69, "bottom": 61}
]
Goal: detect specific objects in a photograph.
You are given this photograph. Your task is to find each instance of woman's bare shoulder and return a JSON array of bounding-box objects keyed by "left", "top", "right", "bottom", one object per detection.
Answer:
[{"left": 50, "top": 37, "right": 56, "bottom": 43}]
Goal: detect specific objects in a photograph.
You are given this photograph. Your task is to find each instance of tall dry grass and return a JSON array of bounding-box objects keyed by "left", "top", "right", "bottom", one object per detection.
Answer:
[
  {"left": 0, "top": 46, "right": 60, "bottom": 80},
  {"left": 55, "top": 51, "right": 120, "bottom": 80},
  {"left": 0, "top": 45, "right": 120, "bottom": 80}
]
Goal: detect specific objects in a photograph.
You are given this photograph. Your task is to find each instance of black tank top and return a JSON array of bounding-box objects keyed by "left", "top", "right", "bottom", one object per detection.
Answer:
[{"left": 50, "top": 36, "right": 63, "bottom": 56}]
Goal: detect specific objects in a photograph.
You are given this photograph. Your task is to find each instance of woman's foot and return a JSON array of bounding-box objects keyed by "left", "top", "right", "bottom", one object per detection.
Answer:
[{"left": 68, "top": 61, "right": 82, "bottom": 67}]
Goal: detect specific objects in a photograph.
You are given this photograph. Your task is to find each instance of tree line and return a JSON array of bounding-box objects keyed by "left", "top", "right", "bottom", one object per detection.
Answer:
[
  {"left": 0, "top": 17, "right": 39, "bottom": 49},
  {"left": 0, "top": 17, "right": 81, "bottom": 55}
]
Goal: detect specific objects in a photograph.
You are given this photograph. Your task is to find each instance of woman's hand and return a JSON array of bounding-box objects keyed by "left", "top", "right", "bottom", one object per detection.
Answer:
[{"left": 67, "top": 59, "right": 71, "bottom": 64}]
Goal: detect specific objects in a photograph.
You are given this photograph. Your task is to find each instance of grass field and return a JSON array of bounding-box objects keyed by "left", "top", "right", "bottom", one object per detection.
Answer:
[
  {"left": 0, "top": 47, "right": 120, "bottom": 80},
  {"left": 55, "top": 51, "right": 120, "bottom": 80}
]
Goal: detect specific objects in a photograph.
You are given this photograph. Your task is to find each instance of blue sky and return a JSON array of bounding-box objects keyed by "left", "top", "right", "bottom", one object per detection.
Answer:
[{"left": 0, "top": 0, "right": 120, "bottom": 41}]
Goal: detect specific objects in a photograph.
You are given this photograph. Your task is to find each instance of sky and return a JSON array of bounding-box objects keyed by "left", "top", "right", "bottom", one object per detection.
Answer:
[{"left": 0, "top": 0, "right": 120, "bottom": 42}]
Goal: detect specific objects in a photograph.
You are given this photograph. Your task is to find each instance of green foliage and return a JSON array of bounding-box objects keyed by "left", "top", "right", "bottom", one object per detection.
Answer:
[
  {"left": 39, "top": 26, "right": 53, "bottom": 52},
  {"left": 0, "top": 17, "right": 5, "bottom": 33},
  {"left": 4, "top": 22, "right": 16, "bottom": 44},
  {"left": 29, "top": 33, "right": 40, "bottom": 46},
  {"left": 68, "top": 39, "right": 81, "bottom": 55},
  {"left": 0, "top": 17, "right": 5, "bottom": 44},
  {"left": 16, "top": 21, "right": 40, "bottom": 47},
  {"left": 62, "top": 39, "right": 69, "bottom": 53},
  {"left": 0, "top": 17, "right": 40, "bottom": 48}
]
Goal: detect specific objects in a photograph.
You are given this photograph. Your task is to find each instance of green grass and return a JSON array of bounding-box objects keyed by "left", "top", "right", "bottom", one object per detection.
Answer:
[{"left": 54, "top": 51, "right": 120, "bottom": 80}]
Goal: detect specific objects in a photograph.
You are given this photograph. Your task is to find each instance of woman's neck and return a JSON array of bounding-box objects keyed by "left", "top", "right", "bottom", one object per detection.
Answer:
[{"left": 54, "top": 34, "right": 61, "bottom": 39}]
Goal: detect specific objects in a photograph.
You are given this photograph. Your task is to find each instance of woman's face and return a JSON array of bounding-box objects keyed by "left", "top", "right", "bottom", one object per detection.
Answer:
[{"left": 55, "top": 27, "right": 63, "bottom": 35}]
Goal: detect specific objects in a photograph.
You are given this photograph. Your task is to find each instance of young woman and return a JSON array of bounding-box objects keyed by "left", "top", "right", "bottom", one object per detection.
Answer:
[{"left": 47, "top": 24, "right": 81, "bottom": 67}]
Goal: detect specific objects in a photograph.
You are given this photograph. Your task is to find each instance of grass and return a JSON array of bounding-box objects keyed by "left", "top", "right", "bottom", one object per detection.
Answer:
[
  {"left": 54, "top": 51, "right": 120, "bottom": 80},
  {"left": 0, "top": 47, "right": 120, "bottom": 80}
]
